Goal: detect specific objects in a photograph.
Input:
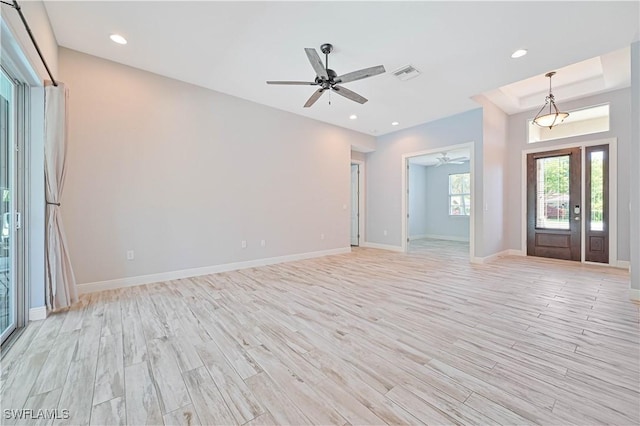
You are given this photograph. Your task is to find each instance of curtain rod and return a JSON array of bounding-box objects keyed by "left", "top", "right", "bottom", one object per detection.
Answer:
[{"left": 1, "top": 0, "right": 58, "bottom": 86}]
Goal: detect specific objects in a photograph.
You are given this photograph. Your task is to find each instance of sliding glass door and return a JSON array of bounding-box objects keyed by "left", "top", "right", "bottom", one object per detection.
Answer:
[{"left": 1, "top": 68, "right": 16, "bottom": 343}]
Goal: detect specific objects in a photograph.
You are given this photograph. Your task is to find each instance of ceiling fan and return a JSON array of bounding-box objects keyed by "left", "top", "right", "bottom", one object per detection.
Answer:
[
  {"left": 267, "top": 43, "right": 386, "bottom": 108},
  {"left": 435, "top": 152, "right": 469, "bottom": 167}
]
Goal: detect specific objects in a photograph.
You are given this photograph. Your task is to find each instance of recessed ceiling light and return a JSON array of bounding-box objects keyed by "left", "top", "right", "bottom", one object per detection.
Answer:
[
  {"left": 349, "top": 114, "right": 358, "bottom": 120},
  {"left": 391, "top": 121, "right": 399, "bottom": 126},
  {"left": 511, "top": 49, "right": 527, "bottom": 59},
  {"left": 110, "top": 34, "right": 127, "bottom": 45}
]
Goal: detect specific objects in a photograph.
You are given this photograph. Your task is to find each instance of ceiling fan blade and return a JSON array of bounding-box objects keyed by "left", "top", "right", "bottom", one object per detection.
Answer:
[
  {"left": 267, "top": 81, "right": 317, "bottom": 85},
  {"left": 304, "top": 88, "right": 325, "bottom": 108},
  {"left": 450, "top": 161, "right": 464, "bottom": 164},
  {"left": 337, "top": 65, "right": 386, "bottom": 84},
  {"left": 304, "top": 48, "right": 328, "bottom": 80},
  {"left": 332, "top": 85, "right": 368, "bottom": 104},
  {"left": 448, "top": 157, "right": 469, "bottom": 162}
]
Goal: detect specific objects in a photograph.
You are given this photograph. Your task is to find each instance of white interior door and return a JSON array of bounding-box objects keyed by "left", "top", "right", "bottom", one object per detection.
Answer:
[{"left": 350, "top": 164, "right": 359, "bottom": 246}]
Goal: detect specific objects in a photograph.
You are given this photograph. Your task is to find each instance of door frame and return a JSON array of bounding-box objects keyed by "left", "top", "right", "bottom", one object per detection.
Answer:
[
  {"left": 1, "top": 66, "right": 18, "bottom": 343},
  {"left": 520, "top": 137, "right": 618, "bottom": 266},
  {"left": 350, "top": 159, "right": 365, "bottom": 247},
  {"left": 0, "top": 65, "right": 29, "bottom": 345},
  {"left": 401, "top": 141, "right": 475, "bottom": 259}
]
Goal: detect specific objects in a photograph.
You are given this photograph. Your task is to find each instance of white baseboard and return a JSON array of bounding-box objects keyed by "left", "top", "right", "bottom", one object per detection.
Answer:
[
  {"left": 78, "top": 247, "right": 351, "bottom": 294},
  {"left": 360, "top": 242, "right": 404, "bottom": 252},
  {"left": 29, "top": 306, "right": 47, "bottom": 321},
  {"left": 422, "top": 234, "right": 470, "bottom": 242},
  {"left": 408, "top": 234, "right": 429, "bottom": 240},
  {"left": 471, "top": 249, "right": 522, "bottom": 264},
  {"left": 630, "top": 288, "right": 640, "bottom": 301},
  {"left": 615, "top": 260, "right": 630, "bottom": 270}
]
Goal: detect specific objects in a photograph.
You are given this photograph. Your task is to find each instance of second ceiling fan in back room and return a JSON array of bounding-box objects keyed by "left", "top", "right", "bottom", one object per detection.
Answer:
[
  {"left": 435, "top": 152, "right": 469, "bottom": 167},
  {"left": 267, "top": 43, "right": 386, "bottom": 108}
]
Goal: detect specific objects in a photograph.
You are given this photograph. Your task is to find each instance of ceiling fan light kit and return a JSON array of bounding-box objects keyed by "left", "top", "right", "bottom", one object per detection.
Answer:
[
  {"left": 267, "top": 43, "right": 386, "bottom": 108},
  {"left": 533, "top": 71, "right": 569, "bottom": 129}
]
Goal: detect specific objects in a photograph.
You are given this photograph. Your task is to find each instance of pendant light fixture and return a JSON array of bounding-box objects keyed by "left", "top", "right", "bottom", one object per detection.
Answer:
[{"left": 533, "top": 71, "right": 569, "bottom": 129}]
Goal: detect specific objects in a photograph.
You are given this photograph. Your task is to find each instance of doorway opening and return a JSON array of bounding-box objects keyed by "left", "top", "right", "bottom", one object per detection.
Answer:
[
  {"left": 523, "top": 139, "right": 617, "bottom": 265},
  {"left": 402, "top": 142, "right": 475, "bottom": 260}
]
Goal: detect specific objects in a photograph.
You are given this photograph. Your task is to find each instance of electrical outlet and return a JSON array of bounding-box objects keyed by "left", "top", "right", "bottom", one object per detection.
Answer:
[
  {"left": 241, "top": 240, "right": 247, "bottom": 249},
  {"left": 383, "top": 230, "right": 388, "bottom": 236},
  {"left": 320, "top": 233, "right": 325, "bottom": 240},
  {"left": 126, "top": 250, "right": 134, "bottom": 261},
  {"left": 260, "top": 239, "right": 266, "bottom": 247}
]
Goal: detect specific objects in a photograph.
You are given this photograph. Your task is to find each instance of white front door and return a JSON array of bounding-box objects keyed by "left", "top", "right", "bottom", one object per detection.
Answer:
[{"left": 350, "top": 164, "right": 359, "bottom": 246}]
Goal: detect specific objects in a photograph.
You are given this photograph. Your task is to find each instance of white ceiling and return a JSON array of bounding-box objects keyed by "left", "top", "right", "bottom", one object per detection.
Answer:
[
  {"left": 409, "top": 148, "right": 470, "bottom": 167},
  {"left": 43, "top": 1, "right": 639, "bottom": 136},
  {"left": 483, "top": 47, "right": 631, "bottom": 114}
]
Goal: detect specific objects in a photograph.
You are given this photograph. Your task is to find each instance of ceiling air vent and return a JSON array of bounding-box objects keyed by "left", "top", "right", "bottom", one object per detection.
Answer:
[{"left": 393, "top": 65, "right": 420, "bottom": 81}]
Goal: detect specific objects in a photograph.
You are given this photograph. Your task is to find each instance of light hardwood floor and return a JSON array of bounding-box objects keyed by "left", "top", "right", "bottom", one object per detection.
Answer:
[{"left": 1, "top": 240, "right": 639, "bottom": 425}]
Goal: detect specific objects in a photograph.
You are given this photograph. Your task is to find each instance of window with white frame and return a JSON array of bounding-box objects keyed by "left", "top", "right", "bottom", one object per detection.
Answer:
[{"left": 449, "top": 173, "right": 470, "bottom": 216}]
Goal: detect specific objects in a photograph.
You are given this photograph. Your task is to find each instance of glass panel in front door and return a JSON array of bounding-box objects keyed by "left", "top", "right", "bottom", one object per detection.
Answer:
[{"left": 536, "top": 155, "right": 570, "bottom": 229}]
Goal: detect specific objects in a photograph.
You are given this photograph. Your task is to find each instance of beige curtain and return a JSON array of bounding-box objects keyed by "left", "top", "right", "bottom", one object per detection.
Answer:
[{"left": 44, "top": 82, "right": 77, "bottom": 310}]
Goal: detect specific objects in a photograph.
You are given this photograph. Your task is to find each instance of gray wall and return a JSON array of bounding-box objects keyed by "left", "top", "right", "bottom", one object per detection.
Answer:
[
  {"left": 408, "top": 164, "right": 428, "bottom": 237},
  {"left": 480, "top": 98, "right": 509, "bottom": 257},
  {"left": 28, "top": 88, "right": 45, "bottom": 310},
  {"left": 505, "top": 88, "right": 632, "bottom": 262},
  {"left": 631, "top": 41, "right": 639, "bottom": 291},
  {"left": 59, "top": 48, "right": 374, "bottom": 285},
  {"left": 366, "top": 109, "right": 483, "bottom": 254},
  {"left": 351, "top": 151, "right": 366, "bottom": 162},
  {"left": 423, "top": 163, "right": 470, "bottom": 241}
]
